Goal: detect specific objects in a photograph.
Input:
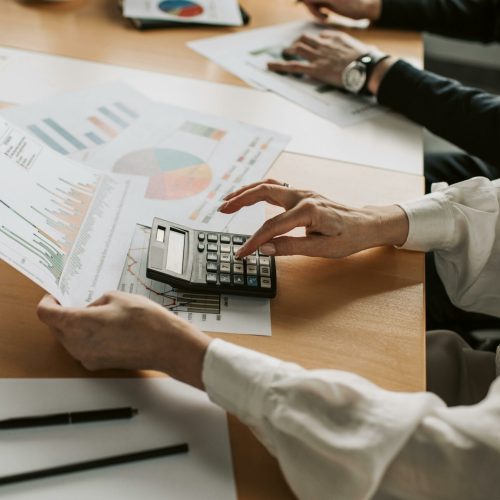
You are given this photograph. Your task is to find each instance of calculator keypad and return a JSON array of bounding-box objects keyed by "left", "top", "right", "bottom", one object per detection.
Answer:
[{"left": 197, "top": 230, "right": 275, "bottom": 294}]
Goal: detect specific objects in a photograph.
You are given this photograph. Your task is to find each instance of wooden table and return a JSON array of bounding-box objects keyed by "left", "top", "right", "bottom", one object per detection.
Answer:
[{"left": 0, "top": 1, "right": 425, "bottom": 498}]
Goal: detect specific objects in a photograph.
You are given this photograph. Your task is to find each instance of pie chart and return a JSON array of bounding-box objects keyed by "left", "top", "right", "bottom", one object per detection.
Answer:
[
  {"left": 113, "top": 148, "right": 212, "bottom": 200},
  {"left": 158, "top": 0, "right": 204, "bottom": 17}
]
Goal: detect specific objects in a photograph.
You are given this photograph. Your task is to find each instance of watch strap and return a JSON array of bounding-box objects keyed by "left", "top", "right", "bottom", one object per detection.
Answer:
[{"left": 357, "top": 52, "right": 390, "bottom": 95}]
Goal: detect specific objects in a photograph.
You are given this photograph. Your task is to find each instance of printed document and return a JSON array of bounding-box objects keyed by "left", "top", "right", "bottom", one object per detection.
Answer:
[
  {"left": 189, "top": 21, "right": 387, "bottom": 127},
  {"left": 0, "top": 119, "right": 144, "bottom": 306},
  {"left": 124, "top": 0, "right": 243, "bottom": 26}
]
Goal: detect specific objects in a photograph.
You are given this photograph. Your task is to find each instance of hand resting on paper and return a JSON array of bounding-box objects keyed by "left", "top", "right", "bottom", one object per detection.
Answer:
[
  {"left": 218, "top": 179, "right": 409, "bottom": 258},
  {"left": 37, "top": 292, "right": 211, "bottom": 390},
  {"left": 268, "top": 30, "right": 397, "bottom": 94}
]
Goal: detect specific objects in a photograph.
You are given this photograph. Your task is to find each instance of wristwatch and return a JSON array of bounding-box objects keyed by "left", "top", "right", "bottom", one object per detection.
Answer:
[{"left": 341, "top": 53, "right": 390, "bottom": 95}]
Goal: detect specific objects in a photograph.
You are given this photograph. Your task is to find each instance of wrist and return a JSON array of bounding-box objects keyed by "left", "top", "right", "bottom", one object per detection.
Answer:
[
  {"left": 367, "top": 56, "right": 397, "bottom": 96},
  {"left": 154, "top": 311, "right": 212, "bottom": 390},
  {"left": 364, "top": 205, "right": 409, "bottom": 247},
  {"left": 364, "top": 0, "right": 382, "bottom": 21}
]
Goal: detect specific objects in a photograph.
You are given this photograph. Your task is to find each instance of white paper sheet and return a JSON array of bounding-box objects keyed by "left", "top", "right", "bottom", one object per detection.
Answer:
[
  {"left": 124, "top": 0, "right": 243, "bottom": 26},
  {"left": 189, "top": 21, "right": 388, "bottom": 127},
  {"left": 0, "top": 45, "right": 423, "bottom": 174},
  {"left": 0, "top": 118, "right": 144, "bottom": 306},
  {"left": 0, "top": 378, "right": 236, "bottom": 500},
  {"left": 120, "top": 225, "right": 271, "bottom": 335},
  {"left": 2, "top": 83, "right": 288, "bottom": 231}
]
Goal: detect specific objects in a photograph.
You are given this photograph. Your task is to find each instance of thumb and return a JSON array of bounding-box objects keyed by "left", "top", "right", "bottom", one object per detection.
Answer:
[{"left": 259, "top": 235, "right": 330, "bottom": 257}]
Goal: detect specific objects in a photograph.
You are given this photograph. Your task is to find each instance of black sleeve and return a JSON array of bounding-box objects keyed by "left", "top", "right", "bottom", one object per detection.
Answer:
[
  {"left": 377, "top": 0, "right": 500, "bottom": 43},
  {"left": 378, "top": 60, "right": 500, "bottom": 167}
]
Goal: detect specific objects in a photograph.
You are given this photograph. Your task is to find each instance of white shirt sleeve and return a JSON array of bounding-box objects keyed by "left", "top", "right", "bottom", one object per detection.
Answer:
[
  {"left": 398, "top": 177, "right": 500, "bottom": 318},
  {"left": 203, "top": 339, "right": 500, "bottom": 500}
]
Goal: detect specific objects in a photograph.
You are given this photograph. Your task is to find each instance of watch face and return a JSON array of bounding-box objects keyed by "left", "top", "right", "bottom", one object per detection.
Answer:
[{"left": 342, "top": 62, "right": 367, "bottom": 94}]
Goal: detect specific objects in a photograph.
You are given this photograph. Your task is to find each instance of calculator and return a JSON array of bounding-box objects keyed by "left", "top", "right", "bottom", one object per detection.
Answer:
[{"left": 146, "top": 218, "right": 277, "bottom": 298}]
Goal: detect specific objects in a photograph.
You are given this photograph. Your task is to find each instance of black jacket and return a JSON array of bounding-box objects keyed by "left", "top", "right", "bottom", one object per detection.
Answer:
[{"left": 375, "top": 0, "right": 500, "bottom": 167}]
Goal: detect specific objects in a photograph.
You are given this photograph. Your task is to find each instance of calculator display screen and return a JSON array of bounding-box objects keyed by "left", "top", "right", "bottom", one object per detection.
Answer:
[{"left": 165, "top": 229, "right": 185, "bottom": 274}]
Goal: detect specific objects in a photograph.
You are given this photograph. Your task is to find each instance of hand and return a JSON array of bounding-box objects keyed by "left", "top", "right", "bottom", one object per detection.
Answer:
[
  {"left": 299, "top": 0, "right": 382, "bottom": 22},
  {"left": 218, "top": 179, "right": 409, "bottom": 258},
  {"left": 37, "top": 292, "right": 211, "bottom": 389},
  {"left": 268, "top": 30, "right": 379, "bottom": 88}
]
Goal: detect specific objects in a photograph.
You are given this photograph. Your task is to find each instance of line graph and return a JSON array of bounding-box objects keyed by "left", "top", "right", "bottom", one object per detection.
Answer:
[{"left": 120, "top": 225, "right": 221, "bottom": 315}]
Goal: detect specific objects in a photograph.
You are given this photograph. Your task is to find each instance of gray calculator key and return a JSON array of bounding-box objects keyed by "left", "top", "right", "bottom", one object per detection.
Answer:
[
  {"left": 234, "top": 275, "right": 245, "bottom": 285},
  {"left": 206, "top": 274, "right": 217, "bottom": 283},
  {"left": 232, "top": 235, "right": 244, "bottom": 245},
  {"left": 233, "top": 263, "right": 244, "bottom": 274},
  {"left": 198, "top": 233, "right": 206, "bottom": 241},
  {"left": 247, "top": 265, "right": 257, "bottom": 275},
  {"left": 206, "top": 262, "right": 217, "bottom": 272},
  {"left": 220, "top": 274, "right": 231, "bottom": 284},
  {"left": 260, "top": 266, "right": 270, "bottom": 276},
  {"left": 198, "top": 243, "right": 205, "bottom": 252},
  {"left": 259, "top": 256, "right": 270, "bottom": 266},
  {"left": 220, "top": 235, "right": 231, "bottom": 243},
  {"left": 220, "top": 244, "right": 231, "bottom": 253},
  {"left": 207, "top": 234, "right": 218, "bottom": 242},
  {"left": 246, "top": 256, "right": 257, "bottom": 266},
  {"left": 261, "top": 277, "right": 272, "bottom": 289},
  {"left": 232, "top": 245, "right": 242, "bottom": 255},
  {"left": 247, "top": 276, "right": 258, "bottom": 287},
  {"left": 207, "top": 243, "right": 218, "bottom": 252},
  {"left": 207, "top": 253, "right": 218, "bottom": 262},
  {"left": 220, "top": 262, "right": 231, "bottom": 273},
  {"left": 220, "top": 253, "right": 231, "bottom": 263}
]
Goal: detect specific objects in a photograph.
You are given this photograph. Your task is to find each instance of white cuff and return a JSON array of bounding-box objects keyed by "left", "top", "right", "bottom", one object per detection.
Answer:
[
  {"left": 398, "top": 191, "right": 455, "bottom": 252},
  {"left": 202, "top": 339, "right": 301, "bottom": 422}
]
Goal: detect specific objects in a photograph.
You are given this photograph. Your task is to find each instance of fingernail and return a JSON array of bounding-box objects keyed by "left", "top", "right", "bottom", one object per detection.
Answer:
[
  {"left": 218, "top": 202, "right": 227, "bottom": 212},
  {"left": 259, "top": 243, "right": 276, "bottom": 256}
]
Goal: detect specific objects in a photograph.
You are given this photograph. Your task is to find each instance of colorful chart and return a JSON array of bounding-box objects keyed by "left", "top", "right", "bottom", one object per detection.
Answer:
[
  {"left": 158, "top": 0, "right": 204, "bottom": 17},
  {"left": 113, "top": 148, "right": 212, "bottom": 200}
]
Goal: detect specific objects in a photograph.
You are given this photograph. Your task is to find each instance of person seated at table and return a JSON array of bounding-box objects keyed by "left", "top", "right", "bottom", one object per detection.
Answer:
[
  {"left": 38, "top": 178, "right": 500, "bottom": 500},
  {"left": 279, "top": 0, "right": 500, "bottom": 337},
  {"left": 271, "top": 0, "right": 500, "bottom": 193}
]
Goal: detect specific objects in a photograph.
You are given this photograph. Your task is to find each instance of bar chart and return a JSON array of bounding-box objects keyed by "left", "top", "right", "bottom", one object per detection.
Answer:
[{"left": 26, "top": 101, "right": 141, "bottom": 157}]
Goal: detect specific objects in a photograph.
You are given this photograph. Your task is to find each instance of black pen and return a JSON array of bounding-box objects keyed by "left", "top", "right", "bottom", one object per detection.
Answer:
[
  {"left": 0, "top": 443, "right": 189, "bottom": 487},
  {"left": 0, "top": 407, "right": 138, "bottom": 430}
]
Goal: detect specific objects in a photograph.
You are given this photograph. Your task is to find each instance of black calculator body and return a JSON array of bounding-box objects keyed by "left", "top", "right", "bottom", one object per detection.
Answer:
[{"left": 146, "top": 218, "right": 277, "bottom": 298}]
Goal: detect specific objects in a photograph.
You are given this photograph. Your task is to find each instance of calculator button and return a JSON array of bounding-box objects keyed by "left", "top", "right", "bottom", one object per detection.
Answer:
[
  {"left": 246, "top": 265, "right": 258, "bottom": 275},
  {"left": 220, "top": 244, "right": 231, "bottom": 254},
  {"left": 259, "top": 256, "right": 270, "bottom": 266},
  {"left": 260, "top": 277, "right": 272, "bottom": 289},
  {"left": 260, "top": 266, "right": 270, "bottom": 276},
  {"left": 220, "top": 253, "right": 231, "bottom": 263},
  {"left": 233, "top": 256, "right": 243, "bottom": 263},
  {"left": 206, "top": 262, "right": 218, "bottom": 273},
  {"left": 207, "top": 253, "right": 218, "bottom": 262},
  {"left": 220, "top": 235, "right": 231, "bottom": 243},
  {"left": 233, "top": 263, "right": 244, "bottom": 274},
  {"left": 247, "top": 276, "right": 258, "bottom": 287},
  {"left": 220, "top": 263, "right": 231, "bottom": 273},
  {"left": 232, "top": 245, "right": 242, "bottom": 255},
  {"left": 234, "top": 275, "right": 245, "bottom": 286},
  {"left": 207, "top": 243, "right": 218, "bottom": 252},
  {"left": 232, "top": 235, "right": 244, "bottom": 245},
  {"left": 197, "top": 243, "right": 205, "bottom": 252},
  {"left": 220, "top": 274, "right": 231, "bottom": 284},
  {"left": 246, "top": 256, "right": 257, "bottom": 266},
  {"left": 206, "top": 274, "right": 217, "bottom": 284},
  {"left": 198, "top": 233, "right": 206, "bottom": 241},
  {"left": 207, "top": 234, "right": 218, "bottom": 242}
]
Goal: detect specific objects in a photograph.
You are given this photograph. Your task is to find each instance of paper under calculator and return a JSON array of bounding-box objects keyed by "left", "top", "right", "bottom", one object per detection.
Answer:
[{"left": 146, "top": 218, "right": 277, "bottom": 298}]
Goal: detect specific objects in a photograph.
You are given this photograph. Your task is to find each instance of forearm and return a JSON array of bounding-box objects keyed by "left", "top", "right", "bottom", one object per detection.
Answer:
[
  {"left": 376, "top": 60, "right": 500, "bottom": 168},
  {"left": 202, "top": 340, "right": 500, "bottom": 499},
  {"left": 377, "top": 0, "right": 500, "bottom": 42}
]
